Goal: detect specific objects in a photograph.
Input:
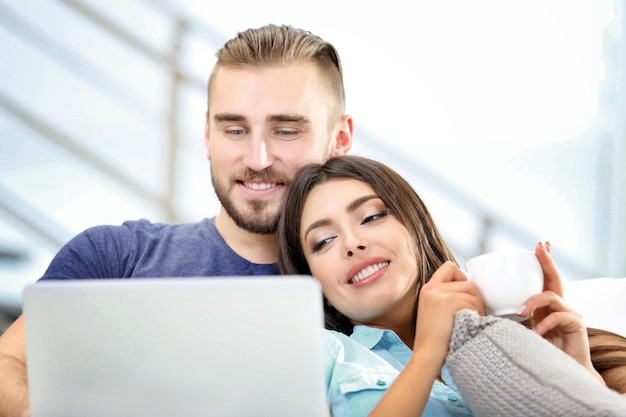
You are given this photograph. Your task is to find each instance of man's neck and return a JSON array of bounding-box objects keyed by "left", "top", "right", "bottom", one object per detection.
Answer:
[{"left": 214, "top": 208, "right": 278, "bottom": 265}]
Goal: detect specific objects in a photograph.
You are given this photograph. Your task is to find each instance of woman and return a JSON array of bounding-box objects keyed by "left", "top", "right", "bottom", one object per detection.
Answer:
[{"left": 277, "top": 155, "right": 623, "bottom": 416}]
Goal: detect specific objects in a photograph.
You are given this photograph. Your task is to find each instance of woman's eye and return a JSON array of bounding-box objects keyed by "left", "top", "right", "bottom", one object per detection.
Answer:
[
  {"left": 312, "top": 236, "right": 334, "bottom": 253},
  {"left": 362, "top": 210, "right": 388, "bottom": 224}
]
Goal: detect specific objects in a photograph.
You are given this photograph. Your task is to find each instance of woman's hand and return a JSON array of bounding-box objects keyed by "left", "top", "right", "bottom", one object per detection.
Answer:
[
  {"left": 521, "top": 289, "right": 591, "bottom": 364},
  {"left": 523, "top": 242, "right": 567, "bottom": 330},
  {"left": 519, "top": 243, "right": 604, "bottom": 383},
  {"left": 413, "top": 261, "right": 486, "bottom": 362}
]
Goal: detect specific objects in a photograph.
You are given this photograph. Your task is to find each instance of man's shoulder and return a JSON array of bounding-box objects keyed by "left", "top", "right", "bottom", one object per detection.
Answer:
[
  {"left": 120, "top": 217, "right": 214, "bottom": 233},
  {"left": 81, "top": 218, "right": 216, "bottom": 240},
  {"left": 68, "top": 218, "right": 218, "bottom": 256},
  {"left": 48, "top": 217, "right": 227, "bottom": 278}
]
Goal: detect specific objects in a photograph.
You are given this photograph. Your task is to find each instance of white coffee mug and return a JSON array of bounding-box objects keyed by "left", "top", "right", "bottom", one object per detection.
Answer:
[{"left": 465, "top": 250, "right": 543, "bottom": 317}]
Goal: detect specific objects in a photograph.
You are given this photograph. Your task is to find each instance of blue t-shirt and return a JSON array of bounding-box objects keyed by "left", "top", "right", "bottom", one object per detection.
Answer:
[
  {"left": 40, "top": 217, "right": 279, "bottom": 280},
  {"left": 323, "top": 326, "right": 473, "bottom": 417}
]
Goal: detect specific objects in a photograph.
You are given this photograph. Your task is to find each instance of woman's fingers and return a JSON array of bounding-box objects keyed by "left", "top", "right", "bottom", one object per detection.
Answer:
[
  {"left": 521, "top": 290, "right": 585, "bottom": 335},
  {"left": 522, "top": 290, "right": 570, "bottom": 315},
  {"left": 535, "top": 242, "right": 564, "bottom": 297},
  {"left": 427, "top": 261, "right": 469, "bottom": 283},
  {"left": 533, "top": 311, "right": 585, "bottom": 337},
  {"left": 535, "top": 309, "right": 592, "bottom": 369},
  {"left": 421, "top": 262, "right": 485, "bottom": 316},
  {"left": 415, "top": 271, "right": 487, "bottom": 353}
]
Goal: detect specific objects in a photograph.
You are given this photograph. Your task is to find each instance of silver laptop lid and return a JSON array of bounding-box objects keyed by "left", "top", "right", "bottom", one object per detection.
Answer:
[{"left": 23, "top": 276, "right": 327, "bottom": 417}]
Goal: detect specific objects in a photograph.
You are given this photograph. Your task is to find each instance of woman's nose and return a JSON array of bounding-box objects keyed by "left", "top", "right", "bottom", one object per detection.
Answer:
[{"left": 346, "top": 242, "right": 366, "bottom": 257}]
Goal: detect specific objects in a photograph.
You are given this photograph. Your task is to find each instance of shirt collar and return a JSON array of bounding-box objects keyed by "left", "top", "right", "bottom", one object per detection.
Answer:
[{"left": 350, "top": 325, "right": 401, "bottom": 349}]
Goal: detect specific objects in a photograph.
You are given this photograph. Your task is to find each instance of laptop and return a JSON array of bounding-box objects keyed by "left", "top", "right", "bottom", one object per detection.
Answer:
[{"left": 22, "top": 276, "right": 328, "bottom": 417}]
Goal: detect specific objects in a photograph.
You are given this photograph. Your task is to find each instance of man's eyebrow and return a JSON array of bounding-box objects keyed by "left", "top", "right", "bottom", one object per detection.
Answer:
[
  {"left": 213, "top": 113, "right": 310, "bottom": 124},
  {"left": 303, "top": 195, "right": 379, "bottom": 241},
  {"left": 269, "top": 114, "right": 310, "bottom": 124},
  {"left": 214, "top": 113, "right": 245, "bottom": 122}
]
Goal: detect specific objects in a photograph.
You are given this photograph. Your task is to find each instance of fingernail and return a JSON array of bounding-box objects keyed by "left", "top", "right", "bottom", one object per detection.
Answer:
[{"left": 516, "top": 304, "right": 528, "bottom": 316}]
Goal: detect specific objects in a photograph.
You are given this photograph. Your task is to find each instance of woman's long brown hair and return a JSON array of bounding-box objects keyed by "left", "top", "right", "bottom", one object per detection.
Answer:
[
  {"left": 588, "top": 327, "right": 626, "bottom": 394},
  {"left": 277, "top": 155, "right": 456, "bottom": 334}
]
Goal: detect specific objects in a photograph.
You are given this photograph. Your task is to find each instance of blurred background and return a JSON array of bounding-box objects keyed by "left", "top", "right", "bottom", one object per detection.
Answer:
[{"left": 1, "top": 0, "right": 625, "bottom": 326}]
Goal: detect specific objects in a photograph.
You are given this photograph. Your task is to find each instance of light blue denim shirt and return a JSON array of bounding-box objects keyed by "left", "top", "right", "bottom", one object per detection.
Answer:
[{"left": 323, "top": 326, "right": 473, "bottom": 417}]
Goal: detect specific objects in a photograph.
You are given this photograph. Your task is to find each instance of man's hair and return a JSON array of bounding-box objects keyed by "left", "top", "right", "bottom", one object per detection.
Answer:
[{"left": 207, "top": 24, "right": 345, "bottom": 124}]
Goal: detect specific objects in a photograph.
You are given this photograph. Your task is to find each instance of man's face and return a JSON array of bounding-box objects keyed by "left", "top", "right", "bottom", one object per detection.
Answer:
[{"left": 205, "top": 62, "right": 352, "bottom": 234}]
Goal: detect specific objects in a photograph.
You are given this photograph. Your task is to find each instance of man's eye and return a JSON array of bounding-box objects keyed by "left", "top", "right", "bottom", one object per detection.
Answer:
[
  {"left": 225, "top": 128, "right": 247, "bottom": 138},
  {"left": 274, "top": 129, "right": 300, "bottom": 141}
]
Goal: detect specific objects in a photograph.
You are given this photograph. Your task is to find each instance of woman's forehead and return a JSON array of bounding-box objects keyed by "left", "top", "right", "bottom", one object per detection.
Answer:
[
  {"left": 300, "top": 179, "right": 377, "bottom": 227},
  {"left": 306, "top": 179, "right": 374, "bottom": 205}
]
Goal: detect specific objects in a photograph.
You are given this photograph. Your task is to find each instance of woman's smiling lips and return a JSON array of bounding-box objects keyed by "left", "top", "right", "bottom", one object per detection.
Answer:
[{"left": 346, "top": 258, "right": 390, "bottom": 285}]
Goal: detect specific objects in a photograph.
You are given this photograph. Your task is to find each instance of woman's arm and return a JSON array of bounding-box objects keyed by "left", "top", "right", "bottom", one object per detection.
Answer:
[
  {"left": 367, "top": 262, "right": 485, "bottom": 416},
  {"left": 366, "top": 348, "right": 442, "bottom": 417}
]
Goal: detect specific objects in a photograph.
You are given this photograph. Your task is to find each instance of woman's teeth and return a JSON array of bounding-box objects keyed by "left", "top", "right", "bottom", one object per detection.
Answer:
[{"left": 351, "top": 262, "right": 389, "bottom": 283}]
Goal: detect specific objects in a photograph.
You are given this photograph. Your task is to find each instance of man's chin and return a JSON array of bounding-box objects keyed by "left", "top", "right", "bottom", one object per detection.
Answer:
[
  {"left": 217, "top": 191, "right": 281, "bottom": 234},
  {"left": 232, "top": 214, "right": 279, "bottom": 235}
]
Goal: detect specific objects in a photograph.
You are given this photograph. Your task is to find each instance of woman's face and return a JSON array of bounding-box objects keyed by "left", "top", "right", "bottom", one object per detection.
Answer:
[{"left": 299, "top": 178, "right": 419, "bottom": 326}]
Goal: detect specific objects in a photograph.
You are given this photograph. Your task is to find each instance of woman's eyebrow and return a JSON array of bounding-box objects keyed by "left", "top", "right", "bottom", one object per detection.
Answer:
[
  {"left": 303, "top": 219, "right": 331, "bottom": 242},
  {"left": 302, "top": 195, "right": 379, "bottom": 241},
  {"left": 347, "top": 195, "right": 378, "bottom": 213}
]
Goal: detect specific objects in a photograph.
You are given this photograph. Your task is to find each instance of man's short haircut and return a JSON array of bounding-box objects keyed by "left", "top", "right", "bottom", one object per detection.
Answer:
[{"left": 207, "top": 24, "right": 345, "bottom": 125}]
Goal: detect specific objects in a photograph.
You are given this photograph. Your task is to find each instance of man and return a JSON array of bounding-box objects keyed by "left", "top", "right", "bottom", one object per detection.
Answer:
[{"left": 0, "top": 24, "right": 353, "bottom": 416}]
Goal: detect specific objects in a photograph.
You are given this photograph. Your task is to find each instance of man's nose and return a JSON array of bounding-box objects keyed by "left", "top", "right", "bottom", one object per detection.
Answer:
[{"left": 243, "top": 135, "right": 274, "bottom": 171}]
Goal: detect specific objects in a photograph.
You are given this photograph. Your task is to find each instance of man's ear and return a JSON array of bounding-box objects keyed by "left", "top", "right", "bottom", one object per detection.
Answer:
[
  {"left": 204, "top": 111, "right": 211, "bottom": 161},
  {"left": 330, "top": 115, "right": 354, "bottom": 156}
]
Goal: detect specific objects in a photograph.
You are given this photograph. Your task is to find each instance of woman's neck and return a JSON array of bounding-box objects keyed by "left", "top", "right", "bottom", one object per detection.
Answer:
[{"left": 355, "top": 304, "right": 418, "bottom": 349}]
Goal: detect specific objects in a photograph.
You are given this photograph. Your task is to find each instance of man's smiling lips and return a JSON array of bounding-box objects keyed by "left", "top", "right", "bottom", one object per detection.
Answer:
[
  {"left": 347, "top": 258, "right": 390, "bottom": 285},
  {"left": 242, "top": 180, "right": 281, "bottom": 190},
  {"left": 237, "top": 179, "right": 285, "bottom": 196}
]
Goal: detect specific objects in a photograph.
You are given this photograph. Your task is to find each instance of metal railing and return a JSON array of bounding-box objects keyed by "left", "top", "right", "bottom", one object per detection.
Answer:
[{"left": 0, "top": 0, "right": 614, "bottom": 282}]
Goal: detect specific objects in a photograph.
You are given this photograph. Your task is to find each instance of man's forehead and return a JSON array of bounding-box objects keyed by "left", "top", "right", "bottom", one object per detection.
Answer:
[{"left": 208, "top": 64, "right": 328, "bottom": 123}]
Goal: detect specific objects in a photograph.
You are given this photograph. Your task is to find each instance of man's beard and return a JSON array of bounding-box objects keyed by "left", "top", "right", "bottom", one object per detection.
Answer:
[{"left": 211, "top": 168, "right": 283, "bottom": 234}]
